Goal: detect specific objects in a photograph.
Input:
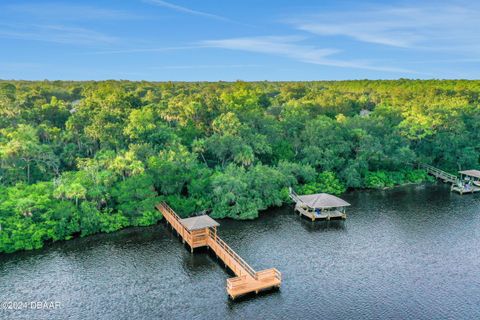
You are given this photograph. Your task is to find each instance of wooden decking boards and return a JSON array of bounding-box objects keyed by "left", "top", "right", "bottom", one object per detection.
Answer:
[{"left": 156, "top": 203, "right": 281, "bottom": 300}]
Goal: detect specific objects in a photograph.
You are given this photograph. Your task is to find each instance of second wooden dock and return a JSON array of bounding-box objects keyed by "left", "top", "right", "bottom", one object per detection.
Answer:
[
  {"left": 420, "top": 164, "right": 480, "bottom": 194},
  {"left": 156, "top": 202, "right": 281, "bottom": 299}
]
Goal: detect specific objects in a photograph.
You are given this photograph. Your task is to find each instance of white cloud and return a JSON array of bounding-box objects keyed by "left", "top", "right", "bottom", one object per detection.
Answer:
[
  {"left": 200, "top": 36, "right": 414, "bottom": 73},
  {"left": 143, "top": 0, "right": 229, "bottom": 21},
  {"left": 202, "top": 36, "right": 337, "bottom": 63},
  {"left": 288, "top": 2, "right": 480, "bottom": 52},
  {"left": 0, "top": 23, "right": 118, "bottom": 45},
  {"left": 6, "top": 3, "right": 138, "bottom": 20}
]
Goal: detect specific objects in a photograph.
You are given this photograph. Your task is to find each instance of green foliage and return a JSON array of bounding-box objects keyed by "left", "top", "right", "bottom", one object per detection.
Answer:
[
  {"left": 0, "top": 124, "right": 58, "bottom": 184},
  {"left": 124, "top": 106, "right": 176, "bottom": 146},
  {"left": 78, "top": 201, "right": 102, "bottom": 237},
  {"left": 99, "top": 211, "right": 129, "bottom": 233},
  {"left": 365, "top": 171, "right": 395, "bottom": 188},
  {"left": 0, "top": 182, "right": 76, "bottom": 252},
  {"left": 147, "top": 145, "right": 200, "bottom": 194},
  {"left": 210, "top": 164, "right": 293, "bottom": 219},
  {"left": 364, "top": 169, "right": 431, "bottom": 189},
  {"left": 297, "top": 171, "right": 346, "bottom": 195},
  {"left": 210, "top": 165, "right": 258, "bottom": 219},
  {"left": 111, "top": 174, "right": 160, "bottom": 226},
  {"left": 405, "top": 169, "right": 432, "bottom": 183},
  {"left": 162, "top": 194, "right": 200, "bottom": 218},
  {"left": 1, "top": 79, "right": 479, "bottom": 253}
]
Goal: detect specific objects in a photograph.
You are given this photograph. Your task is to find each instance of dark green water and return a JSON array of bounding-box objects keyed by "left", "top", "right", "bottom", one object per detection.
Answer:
[{"left": 1, "top": 183, "right": 480, "bottom": 320}]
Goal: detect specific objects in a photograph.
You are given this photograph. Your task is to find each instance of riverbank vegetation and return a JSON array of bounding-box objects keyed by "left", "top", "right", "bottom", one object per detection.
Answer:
[{"left": 1, "top": 80, "right": 479, "bottom": 253}]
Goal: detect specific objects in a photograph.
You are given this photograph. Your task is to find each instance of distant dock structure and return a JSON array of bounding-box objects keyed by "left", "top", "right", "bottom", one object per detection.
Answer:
[
  {"left": 451, "top": 170, "right": 480, "bottom": 195},
  {"left": 289, "top": 188, "right": 350, "bottom": 221},
  {"left": 156, "top": 202, "right": 281, "bottom": 300},
  {"left": 419, "top": 163, "right": 458, "bottom": 184},
  {"left": 419, "top": 163, "right": 480, "bottom": 195}
]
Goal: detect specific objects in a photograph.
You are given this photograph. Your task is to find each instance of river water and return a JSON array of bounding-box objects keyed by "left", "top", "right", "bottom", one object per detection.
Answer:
[{"left": 1, "top": 183, "right": 480, "bottom": 320}]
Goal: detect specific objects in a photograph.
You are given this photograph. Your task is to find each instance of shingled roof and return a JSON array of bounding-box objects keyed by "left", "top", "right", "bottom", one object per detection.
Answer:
[
  {"left": 459, "top": 170, "right": 480, "bottom": 179},
  {"left": 297, "top": 193, "right": 351, "bottom": 209},
  {"left": 180, "top": 215, "right": 219, "bottom": 231}
]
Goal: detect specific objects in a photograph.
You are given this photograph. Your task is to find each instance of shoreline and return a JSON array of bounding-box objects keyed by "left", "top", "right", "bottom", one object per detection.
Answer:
[{"left": 0, "top": 180, "right": 439, "bottom": 256}]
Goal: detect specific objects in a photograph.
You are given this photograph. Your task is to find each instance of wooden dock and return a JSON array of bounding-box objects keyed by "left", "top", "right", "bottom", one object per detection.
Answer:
[
  {"left": 419, "top": 164, "right": 480, "bottom": 195},
  {"left": 452, "top": 170, "right": 480, "bottom": 194},
  {"left": 450, "top": 185, "right": 480, "bottom": 194},
  {"left": 419, "top": 163, "right": 458, "bottom": 183},
  {"left": 156, "top": 203, "right": 281, "bottom": 300},
  {"left": 289, "top": 188, "right": 349, "bottom": 221},
  {"left": 294, "top": 206, "right": 346, "bottom": 221}
]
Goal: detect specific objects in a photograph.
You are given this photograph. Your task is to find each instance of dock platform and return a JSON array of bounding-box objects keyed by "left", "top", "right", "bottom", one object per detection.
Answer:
[
  {"left": 295, "top": 205, "right": 346, "bottom": 221},
  {"left": 421, "top": 164, "right": 480, "bottom": 195},
  {"left": 156, "top": 202, "right": 281, "bottom": 299},
  {"left": 451, "top": 185, "right": 480, "bottom": 194},
  {"left": 289, "top": 188, "right": 350, "bottom": 222}
]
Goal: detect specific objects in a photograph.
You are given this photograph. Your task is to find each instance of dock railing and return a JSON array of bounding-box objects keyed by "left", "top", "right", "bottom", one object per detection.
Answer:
[
  {"left": 208, "top": 227, "right": 257, "bottom": 279},
  {"left": 288, "top": 187, "right": 303, "bottom": 204},
  {"left": 226, "top": 275, "right": 247, "bottom": 291},
  {"left": 419, "top": 163, "right": 458, "bottom": 183},
  {"left": 256, "top": 268, "right": 282, "bottom": 282},
  {"left": 157, "top": 202, "right": 192, "bottom": 243}
]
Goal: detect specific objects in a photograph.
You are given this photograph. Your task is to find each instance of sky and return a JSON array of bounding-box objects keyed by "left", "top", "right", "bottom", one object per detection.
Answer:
[{"left": 0, "top": 0, "right": 479, "bottom": 81}]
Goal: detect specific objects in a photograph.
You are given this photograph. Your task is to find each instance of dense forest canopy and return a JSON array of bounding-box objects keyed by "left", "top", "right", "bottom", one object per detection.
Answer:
[{"left": 1, "top": 79, "right": 479, "bottom": 253}]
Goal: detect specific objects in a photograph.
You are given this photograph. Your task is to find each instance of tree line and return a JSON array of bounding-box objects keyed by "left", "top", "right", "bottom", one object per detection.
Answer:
[{"left": 1, "top": 79, "right": 479, "bottom": 253}]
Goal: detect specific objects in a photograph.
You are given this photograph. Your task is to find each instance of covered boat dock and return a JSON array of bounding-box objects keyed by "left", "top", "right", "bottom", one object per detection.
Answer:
[
  {"left": 451, "top": 170, "right": 480, "bottom": 194},
  {"left": 289, "top": 188, "right": 351, "bottom": 221}
]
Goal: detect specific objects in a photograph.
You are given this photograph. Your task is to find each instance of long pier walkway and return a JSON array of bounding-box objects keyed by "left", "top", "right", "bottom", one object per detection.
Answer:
[
  {"left": 156, "top": 202, "right": 281, "bottom": 299},
  {"left": 419, "top": 163, "right": 480, "bottom": 194},
  {"left": 419, "top": 163, "right": 458, "bottom": 183}
]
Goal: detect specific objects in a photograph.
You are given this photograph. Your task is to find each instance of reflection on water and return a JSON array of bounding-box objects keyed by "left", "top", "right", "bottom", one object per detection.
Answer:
[
  {"left": 299, "top": 219, "right": 347, "bottom": 233},
  {"left": 1, "top": 183, "right": 480, "bottom": 320}
]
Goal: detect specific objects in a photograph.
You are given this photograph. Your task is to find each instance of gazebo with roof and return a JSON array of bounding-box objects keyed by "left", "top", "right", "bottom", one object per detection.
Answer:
[
  {"left": 289, "top": 188, "right": 351, "bottom": 221},
  {"left": 451, "top": 170, "right": 480, "bottom": 194},
  {"left": 180, "top": 215, "right": 220, "bottom": 231},
  {"left": 177, "top": 215, "right": 220, "bottom": 251}
]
